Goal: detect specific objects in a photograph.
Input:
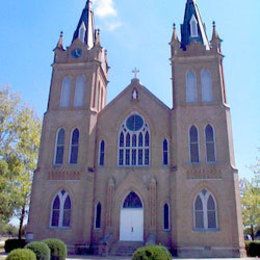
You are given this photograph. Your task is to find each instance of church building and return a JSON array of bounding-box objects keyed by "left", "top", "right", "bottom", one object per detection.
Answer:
[{"left": 28, "top": 0, "right": 245, "bottom": 257}]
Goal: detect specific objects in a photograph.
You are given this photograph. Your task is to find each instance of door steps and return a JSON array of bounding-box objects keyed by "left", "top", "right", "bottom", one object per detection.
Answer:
[{"left": 110, "top": 241, "right": 144, "bottom": 256}]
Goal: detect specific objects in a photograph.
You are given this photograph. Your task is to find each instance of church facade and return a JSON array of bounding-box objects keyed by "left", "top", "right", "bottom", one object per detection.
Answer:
[{"left": 28, "top": 0, "right": 245, "bottom": 257}]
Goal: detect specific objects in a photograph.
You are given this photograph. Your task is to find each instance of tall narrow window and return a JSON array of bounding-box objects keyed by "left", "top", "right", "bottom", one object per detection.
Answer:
[
  {"left": 51, "top": 196, "right": 60, "bottom": 227},
  {"left": 190, "top": 15, "right": 198, "bottom": 37},
  {"left": 163, "top": 203, "right": 170, "bottom": 230},
  {"left": 74, "top": 75, "right": 85, "bottom": 107},
  {"left": 70, "top": 129, "right": 79, "bottom": 164},
  {"left": 186, "top": 71, "right": 197, "bottom": 103},
  {"left": 54, "top": 129, "right": 65, "bottom": 165},
  {"left": 205, "top": 125, "right": 216, "bottom": 162},
  {"left": 163, "top": 139, "right": 169, "bottom": 165},
  {"left": 99, "top": 140, "right": 105, "bottom": 166},
  {"left": 60, "top": 77, "right": 71, "bottom": 107},
  {"left": 194, "top": 190, "right": 217, "bottom": 230},
  {"left": 95, "top": 202, "right": 102, "bottom": 229},
  {"left": 118, "top": 114, "right": 150, "bottom": 166},
  {"left": 201, "top": 69, "right": 213, "bottom": 102},
  {"left": 189, "top": 126, "right": 199, "bottom": 163},
  {"left": 51, "top": 190, "right": 72, "bottom": 228},
  {"left": 79, "top": 22, "right": 86, "bottom": 43}
]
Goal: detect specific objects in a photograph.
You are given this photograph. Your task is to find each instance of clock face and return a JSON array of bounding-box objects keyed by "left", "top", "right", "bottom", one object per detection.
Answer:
[{"left": 71, "top": 48, "right": 82, "bottom": 58}]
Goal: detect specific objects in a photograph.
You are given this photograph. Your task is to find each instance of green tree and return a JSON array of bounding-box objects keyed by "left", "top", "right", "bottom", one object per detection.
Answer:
[
  {"left": 0, "top": 86, "right": 41, "bottom": 238},
  {"left": 241, "top": 152, "right": 260, "bottom": 240}
]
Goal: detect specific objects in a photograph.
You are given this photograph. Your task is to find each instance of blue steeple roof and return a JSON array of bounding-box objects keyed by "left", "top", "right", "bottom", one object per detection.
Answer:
[
  {"left": 181, "top": 0, "right": 210, "bottom": 50},
  {"left": 72, "top": 0, "right": 95, "bottom": 48}
]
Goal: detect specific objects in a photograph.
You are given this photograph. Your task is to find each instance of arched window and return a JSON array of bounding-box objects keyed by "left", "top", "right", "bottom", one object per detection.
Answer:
[
  {"left": 163, "top": 203, "right": 170, "bottom": 230},
  {"left": 205, "top": 125, "right": 216, "bottom": 162},
  {"left": 79, "top": 22, "right": 86, "bottom": 43},
  {"left": 186, "top": 71, "right": 197, "bottom": 103},
  {"left": 201, "top": 69, "right": 213, "bottom": 102},
  {"left": 99, "top": 140, "right": 105, "bottom": 166},
  {"left": 118, "top": 114, "right": 150, "bottom": 166},
  {"left": 54, "top": 128, "right": 65, "bottom": 165},
  {"left": 69, "top": 129, "right": 79, "bottom": 164},
  {"left": 163, "top": 139, "right": 169, "bottom": 165},
  {"left": 51, "top": 190, "right": 71, "bottom": 228},
  {"left": 74, "top": 75, "right": 85, "bottom": 107},
  {"left": 60, "top": 77, "right": 71, "bottom": 107},
  {"left": 190, "top": 15, "right": 198, "bottom": 37},
  {"left": 189, "top": 126, "right": 199, "bottom": 163},
  {"left": 194, "top": 189, "right": 217, "bottom": 230},
  {"left": 95, "top": 202, "right": 102, "bottom": 229}
]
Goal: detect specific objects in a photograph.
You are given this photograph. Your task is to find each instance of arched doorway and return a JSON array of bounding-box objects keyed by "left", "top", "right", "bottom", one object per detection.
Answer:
[{"left": 120, "top": 192, "right": 144, "bottom": 241}]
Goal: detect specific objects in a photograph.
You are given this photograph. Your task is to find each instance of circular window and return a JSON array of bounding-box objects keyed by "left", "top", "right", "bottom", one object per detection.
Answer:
[{"left": 126, "top": 114, "right": 144, "bottom": 131}]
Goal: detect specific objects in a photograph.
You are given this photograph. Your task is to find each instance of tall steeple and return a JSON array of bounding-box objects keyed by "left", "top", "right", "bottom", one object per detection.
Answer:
[
  {"left": 72, "top": 0, "right": 95, "bottom": 49},
  {"left": 181, "top": 0, "right": 209, "bottom": 50}
]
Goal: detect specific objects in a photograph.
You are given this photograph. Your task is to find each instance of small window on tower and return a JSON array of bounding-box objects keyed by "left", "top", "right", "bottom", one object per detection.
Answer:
[
  {"left": 79, "top": 22, "right": 86, "bottom": 43},
  {"left": 190, "top": 15, "right": 198, "bottom": 38}
]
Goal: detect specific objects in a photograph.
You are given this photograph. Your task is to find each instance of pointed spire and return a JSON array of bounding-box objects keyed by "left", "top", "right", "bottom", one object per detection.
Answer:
[
  {"left": 171, "top": 23, "right": 179, "bottom": 42},
  {"left": 211, "top": 21, "right": 222, "bottom": 52},
  {"left": 72, "top": 0, "right": 95, "bottom": 49},
  {"left": 56, "top": 31, "right": 64, "bottom": 49},
  {"left": 181, "top": 0, "right": 210, "bottom": 50}
]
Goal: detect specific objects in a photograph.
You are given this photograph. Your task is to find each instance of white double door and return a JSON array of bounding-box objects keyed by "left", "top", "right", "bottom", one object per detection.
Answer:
[{"left": 120, "top": 208, "right": 144, "bottom": 241}]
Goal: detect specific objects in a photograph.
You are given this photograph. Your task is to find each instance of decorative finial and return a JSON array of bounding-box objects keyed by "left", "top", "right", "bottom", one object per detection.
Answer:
[
  {"left": 213, "top": 21, "right": 216, "bottom": 29},
  {"left": 173, "top": 23, "right": 176, "bottom": 30},
  {"left": 132, "top": 68, "right": 140, "bottom": 79},
  {"left": 56, "top": 31, "right": 64, "bottom": 49}
]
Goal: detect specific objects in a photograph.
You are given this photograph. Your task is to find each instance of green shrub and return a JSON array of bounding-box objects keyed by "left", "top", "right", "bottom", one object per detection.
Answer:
[
  {"left": 6, "top": 248, "right": 36, "bottom": 260},
  {"left": 26, "top": 241, "right": 50, "bottom": 260},
  {"left": 4, "top": 239, "right": 26, "bottom": 253},
  {"left": 43, "top": 239, "right": 67, "bottom": 260},
  {"left": 132, "top": 245, "right": 172, "bottom": 260},
  {"left": 245, "top": 241, "right": 260, "bottom": 257}
]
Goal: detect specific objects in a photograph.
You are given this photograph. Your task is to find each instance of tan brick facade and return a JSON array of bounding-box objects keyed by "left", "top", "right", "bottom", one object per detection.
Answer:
[{"left": 27, "top": 1, "right": 245, "bottom": 257}]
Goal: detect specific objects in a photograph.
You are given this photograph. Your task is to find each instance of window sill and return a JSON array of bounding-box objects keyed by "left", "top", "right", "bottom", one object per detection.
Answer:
[
  {"left": 49, "top": 226, "right": 71, "bottom": 230},
  {"left": 193, "top": 228, "right": 220, "bottom": 233}
]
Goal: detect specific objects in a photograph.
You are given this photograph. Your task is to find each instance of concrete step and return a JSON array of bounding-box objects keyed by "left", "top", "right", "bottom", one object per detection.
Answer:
[{"left": 110, "top": 241, "right": 144, "bottom": 256}]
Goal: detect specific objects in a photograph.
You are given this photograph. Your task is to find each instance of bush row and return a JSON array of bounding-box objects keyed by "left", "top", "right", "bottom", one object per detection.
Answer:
[
  {"left": 4, "top": 238, "right": 67, "bottom": 260},
  {"left": 245, "top": 241, "right": 260, "bottom": 257},
  {"left": 132, "top": 245, "right": 172, "bottom": 260}
]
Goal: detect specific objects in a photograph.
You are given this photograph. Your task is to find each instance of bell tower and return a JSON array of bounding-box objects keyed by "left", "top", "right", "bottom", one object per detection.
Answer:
[
  {"left": 28, "top": 0, "right": 109, "bottom": 245},
  {"left": 48, "top": 0, "right": 109, "bottom": 113},
  {"left": 170, "top": 0, "right": 245, "bottom": 257}
]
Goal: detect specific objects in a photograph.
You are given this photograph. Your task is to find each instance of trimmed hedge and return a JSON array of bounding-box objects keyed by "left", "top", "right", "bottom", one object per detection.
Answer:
[
  {"left": 6, "top": 248, "right": 36, "bottom": 260},
  {"left": 132, "top": 245, "right": 172, "bottom": 260},
  {"left": 43, "top": 239, "right": 67, "bottom": 260},
  {"left": 26, "top": 241, "right": 51, "bottom": 260},
  {"left": 4, "top": 239, "right": 26, "bottom": 253},
  {"left": 245, "top": 241, "right": 260, "bottom": 257}
]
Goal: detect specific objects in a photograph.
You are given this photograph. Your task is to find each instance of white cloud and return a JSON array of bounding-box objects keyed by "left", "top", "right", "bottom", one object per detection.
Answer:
[
  {"left": 93, "top": 0, "right": 117, "bottom": 18},
  {"left": 106, "top": 21, "right": 122, "bottom": 31}
]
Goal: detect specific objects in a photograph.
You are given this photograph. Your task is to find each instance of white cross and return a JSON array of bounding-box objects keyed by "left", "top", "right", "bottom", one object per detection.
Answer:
[{"left": 132, "top": 68, "right": 140, "bottom": 79}]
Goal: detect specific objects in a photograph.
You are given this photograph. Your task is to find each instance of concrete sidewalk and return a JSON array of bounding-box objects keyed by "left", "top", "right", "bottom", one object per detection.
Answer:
[{"left": 67, "top": 257, "right": 251, "bottom": 260}]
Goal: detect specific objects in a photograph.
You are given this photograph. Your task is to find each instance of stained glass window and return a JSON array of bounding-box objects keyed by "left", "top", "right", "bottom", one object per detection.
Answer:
[
  {"left": 163, "top": 204, "right": 170, "bottom": 230},
  {"left": 205, "top": 125, "right": 216, "bottom": 163},
  {"left": 189, "top": 126, "right": 199, "bottom": 163},
  {"left": 70, "top": 129, "right": 79, "bottom": 164},
  {"left": 95, "top": 203, "right": 102, "bottom": 229},
  {"left": 118, "top": 114, "right": 150, "bottom": 166},
  {"left": 194, "top": 190, "right": 217, "bottom": 230},
  {"left": 99, "top": 140, "right": 105, "bottom": 166},
  {"left": 123, "top": 192, "right": 142, "bottom": 208},
  {"left": 51, "top": 191, "right": 71, "bottom": 228},
  {"left": 54, "top": 129, "right": 65, "bottom": 165}
]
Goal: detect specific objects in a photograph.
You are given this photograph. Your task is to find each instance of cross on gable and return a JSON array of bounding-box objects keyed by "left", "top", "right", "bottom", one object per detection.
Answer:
[{"left": 132, "top": 68, "right": 140, "bottom": 79}]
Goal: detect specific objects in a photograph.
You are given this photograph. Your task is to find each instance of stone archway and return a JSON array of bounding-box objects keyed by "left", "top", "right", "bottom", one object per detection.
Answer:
[{"left": 119, "top": 192, "right": 144, "bottom": 241}]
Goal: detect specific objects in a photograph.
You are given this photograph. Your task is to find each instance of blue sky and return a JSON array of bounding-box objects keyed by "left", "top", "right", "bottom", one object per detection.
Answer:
[{"left": 0, "top": 0, "right": 259, "bottom": 180}]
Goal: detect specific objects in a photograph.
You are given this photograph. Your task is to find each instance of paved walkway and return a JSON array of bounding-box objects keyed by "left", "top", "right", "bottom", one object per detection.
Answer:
[{"left": 67, "top": 257, "right": 252, "bottom": 260}]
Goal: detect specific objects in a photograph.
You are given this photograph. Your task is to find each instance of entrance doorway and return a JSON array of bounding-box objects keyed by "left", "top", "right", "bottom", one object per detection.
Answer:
[{"left": 120, "top": 192, "right": 144, "bottom": 241}]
